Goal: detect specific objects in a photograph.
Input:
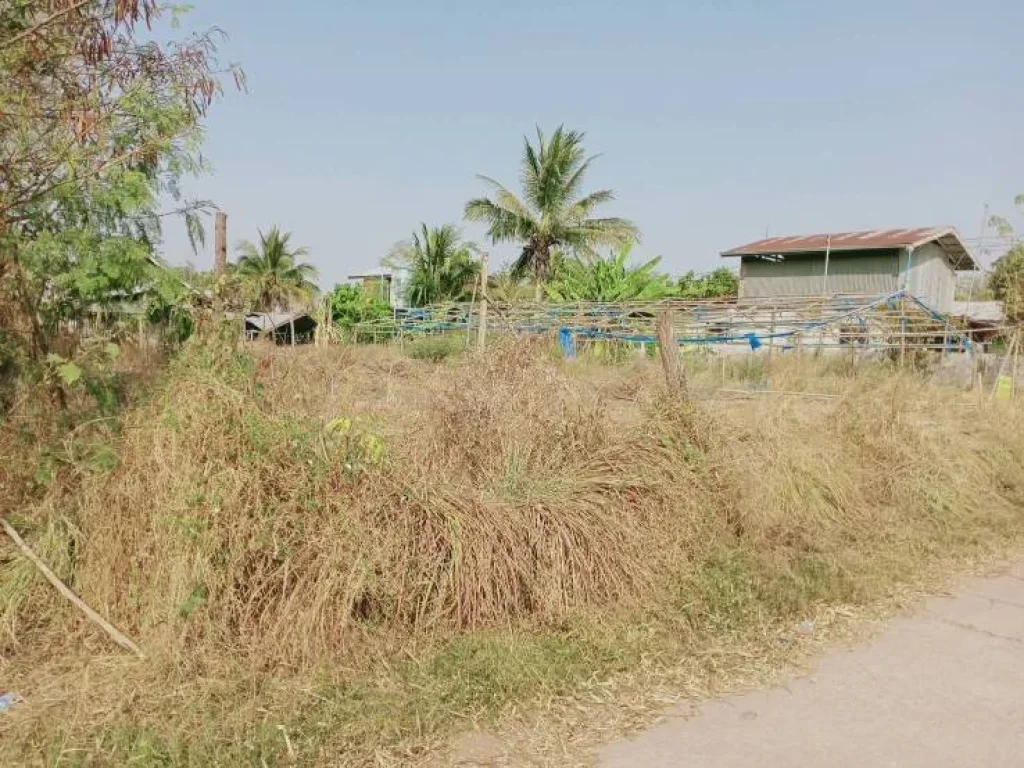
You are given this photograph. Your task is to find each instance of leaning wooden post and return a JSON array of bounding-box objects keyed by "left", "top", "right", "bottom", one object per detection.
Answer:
[
  {"left": 477, "top": 252, "right": 489, "bottom": 349},
  {"left": 1, "top": 517, "right": 144, "bottom": 659}
]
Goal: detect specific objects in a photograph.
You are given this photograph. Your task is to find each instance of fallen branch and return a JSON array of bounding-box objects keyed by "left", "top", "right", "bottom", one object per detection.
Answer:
[
  {"left": 0, "top": 517, "right": 145, "bottom": 659},
  {"left": 717, "top": 388, "right": 839, "bottom": 400}
]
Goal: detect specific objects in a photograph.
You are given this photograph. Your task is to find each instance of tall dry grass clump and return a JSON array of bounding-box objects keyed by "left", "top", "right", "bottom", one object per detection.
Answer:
[{"left": 43, "top": 341, "right": 708, "bottom": 667}]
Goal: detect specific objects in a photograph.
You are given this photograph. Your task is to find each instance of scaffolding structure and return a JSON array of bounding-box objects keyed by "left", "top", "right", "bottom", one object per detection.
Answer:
[{"left": 351, "top": 292, "right": 981, "bottom": 354}]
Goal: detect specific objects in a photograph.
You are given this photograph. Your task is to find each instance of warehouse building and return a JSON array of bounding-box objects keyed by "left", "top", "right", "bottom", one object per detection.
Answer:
[{"left": 720, "top": 227, "right": 977, "bottom": 313}]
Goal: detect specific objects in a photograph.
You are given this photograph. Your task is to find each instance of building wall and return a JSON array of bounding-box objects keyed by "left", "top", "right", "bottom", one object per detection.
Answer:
[
  {"left": 737, "top": 243, "right": 956, "bottom": 312},
  {"left": 739, "top": 250, "right": 900, "bottom": 299},
  {"left": 898, "top": 242, "right": 955, "bottom": 313}
]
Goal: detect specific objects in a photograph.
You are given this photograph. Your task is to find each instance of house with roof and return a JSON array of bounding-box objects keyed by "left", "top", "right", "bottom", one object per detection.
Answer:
[
  {"left": 243, "top": 311, "right": 317, "bottom": 345},
  {"left": 721, "top": 227, "right": 978, "bottom": 313}
]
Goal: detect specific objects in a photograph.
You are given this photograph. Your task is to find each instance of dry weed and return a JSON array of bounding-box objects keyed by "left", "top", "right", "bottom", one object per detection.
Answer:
[{"left": 2, "top": 340, "right": 1024, "bottom": 765}]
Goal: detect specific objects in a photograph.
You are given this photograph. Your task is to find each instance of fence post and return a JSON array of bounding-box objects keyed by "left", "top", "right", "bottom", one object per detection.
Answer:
[{"left": 478, "top": 252, "right": 489, "bottom": 349}]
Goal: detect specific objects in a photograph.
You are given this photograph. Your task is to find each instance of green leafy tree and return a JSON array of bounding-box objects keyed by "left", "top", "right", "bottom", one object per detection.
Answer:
[
  {"left": 987, "top": 195, "right": 1024, "bottom": 322},
  {"left": 386, "top": 224, "right": 479, "bottom": 307},
  {"left": 990, "top": 245, "right": 1024, "bottom": 322},
  {"left": 464, "top": 126, "right": 639, "bottom": 299},
  {"left": 327, "top": 284, "right": 395, "bottom": 342},
  {"left": 235, "top": 227, "right": 319, "bottom": 312},
  {"left": 0, "top": 2, "right": 237, "bottom": 412},
  {"left": 676, "top": 267, "right": 739, "bottom": 299},
  {"left": 0, "top": 1, "right": 236, "bottom": 366},
  {"left": 545, "top": 244, "right": 674, "bottom": 302},
  {"left": 329, "top": 284, "right": 391, "bottom": 328}
]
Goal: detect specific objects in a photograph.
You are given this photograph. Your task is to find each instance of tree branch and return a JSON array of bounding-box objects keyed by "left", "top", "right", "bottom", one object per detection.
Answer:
[{"left": 0, "top": 0, "right": 93, "bottom": 51}]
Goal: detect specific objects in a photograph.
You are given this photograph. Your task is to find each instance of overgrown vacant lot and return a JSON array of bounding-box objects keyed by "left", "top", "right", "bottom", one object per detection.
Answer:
[{"left": 3, "top": 338, "right": 1024, "bottom": 765}]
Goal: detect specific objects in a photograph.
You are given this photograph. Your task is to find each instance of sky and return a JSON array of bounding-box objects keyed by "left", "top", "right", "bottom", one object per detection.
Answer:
[{"left": 161, "top": 0, "right": 1024, "bottom": 287}]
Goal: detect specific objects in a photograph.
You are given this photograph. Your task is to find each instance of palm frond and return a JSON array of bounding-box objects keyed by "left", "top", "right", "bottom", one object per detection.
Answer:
[{"left": 466, "top": 126, "right": 641, "bottom": 294}]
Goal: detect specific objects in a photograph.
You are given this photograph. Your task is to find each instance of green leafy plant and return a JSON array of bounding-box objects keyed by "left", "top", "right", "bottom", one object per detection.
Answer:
[
  {"left": 235, "top": 227, "right": 319, "bottom": 311},
  {"left": 324, "top": 416, "right": 387, "bottom": 473},
  {"left": 465, "top": 126, "right": 639, "bottom": 299},
  {"left": 989, "top": 245, "right": 1024, "bottom": 323},
  {"left": 676, "top": 267, "right": 739, "bottom": 299},
  {"left": 328, "top": 284, "right": 395, "bottom": 342},
  {"left": 386, "top": 224, "right": 479, "bottom": 307},
  {"left": 545, "top": 244, "right": 674, "bottom": 302},
  {"left": 404, "top": 335, "right": 466, "bottom": 362},
  {"left": 0, "top": 1, "right": 238, "bottom": 407},
  {"left": 987, "top": 195, "right": 1024, "bottom": 323}
]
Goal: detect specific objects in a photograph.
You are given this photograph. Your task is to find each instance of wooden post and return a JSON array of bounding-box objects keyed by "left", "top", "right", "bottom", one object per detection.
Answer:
[
  {"left": 769, "top": 308, "right": 776, "bottom": 356},
  {"left": 214, "top": 211, "right": 227, "bottom": 276},
  {"left": 478, "top": 252, "right": 489, "bottom": 349},
  {"left": 658, "top": 310, "right": 685, "bottom": 395},
  {"left": 1013, "top": 329, "right": 1021, "bottom": 401},
  {"left": 899, "top": 295, "right": 907, "bottom": 368},
  {"left": 289, "top": 316, "right": 295, "bottom": 348}
]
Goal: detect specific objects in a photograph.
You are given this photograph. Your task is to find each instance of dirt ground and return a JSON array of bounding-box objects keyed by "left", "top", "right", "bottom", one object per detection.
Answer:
[{"left": 599, "top": 561, "right": 1024, "bottom": 768}]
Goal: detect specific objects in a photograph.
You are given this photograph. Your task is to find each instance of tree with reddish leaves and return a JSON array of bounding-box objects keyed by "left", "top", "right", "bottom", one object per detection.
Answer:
[{"left": 0, "top": 1, "right": 240, "bottom": 405}]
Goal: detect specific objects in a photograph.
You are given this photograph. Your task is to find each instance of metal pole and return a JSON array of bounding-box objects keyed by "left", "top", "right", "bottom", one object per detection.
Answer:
[{"left": 822, "top": 234, "right": 832, "bottom": 296}]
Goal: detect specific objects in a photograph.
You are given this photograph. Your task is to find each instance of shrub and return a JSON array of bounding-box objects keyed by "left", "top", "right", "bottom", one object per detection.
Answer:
[{"left": 404, "top": 334, "right": 466, "bottom": 361}]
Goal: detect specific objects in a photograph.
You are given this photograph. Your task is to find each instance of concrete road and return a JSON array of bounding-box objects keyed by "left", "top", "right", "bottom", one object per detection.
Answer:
[{"left": 600, "top": 563, "right": 1024, "bottom": 768}]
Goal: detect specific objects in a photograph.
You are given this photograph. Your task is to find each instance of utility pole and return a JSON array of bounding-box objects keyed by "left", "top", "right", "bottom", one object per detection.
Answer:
[{"left": 478, "top": 252, "right": 489, "bottom": 349}]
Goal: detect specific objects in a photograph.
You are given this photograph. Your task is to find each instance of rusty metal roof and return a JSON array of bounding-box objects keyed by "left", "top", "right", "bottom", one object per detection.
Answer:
[{"left": 721, "top": 227, "right": 978, "bottom": 269}]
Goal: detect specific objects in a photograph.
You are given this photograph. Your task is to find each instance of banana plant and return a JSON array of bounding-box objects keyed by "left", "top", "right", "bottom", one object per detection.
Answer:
[{"left": 544, "top": 243, "right": 674, "bottom": 302}]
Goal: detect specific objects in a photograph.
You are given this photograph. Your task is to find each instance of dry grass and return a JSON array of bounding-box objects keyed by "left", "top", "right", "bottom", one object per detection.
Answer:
[{"left": 2, "top": 336, "right": 1024, "bottom": 765}]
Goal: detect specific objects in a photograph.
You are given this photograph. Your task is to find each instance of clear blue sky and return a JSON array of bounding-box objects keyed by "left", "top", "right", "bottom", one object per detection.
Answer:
[{"left": 162, "top": 0, "right": 1024, "bottom": 286}]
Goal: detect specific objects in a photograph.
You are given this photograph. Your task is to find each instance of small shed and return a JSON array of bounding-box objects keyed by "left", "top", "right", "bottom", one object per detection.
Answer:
[
  {"left": 721, "top": 227, "right": 978, "bottom": 313},
  {"left": 244, "top": 312, "right": 317, "bottom": 345}
]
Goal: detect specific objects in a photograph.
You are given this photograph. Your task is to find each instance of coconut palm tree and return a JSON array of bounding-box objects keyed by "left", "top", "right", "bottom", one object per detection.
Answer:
[
  {"left": 386, "top": 223, "right": 480, "bottom": 307},
  {"left": 235, "top": 227, "right": 318, "bottom": 311},
  {"left": 464, "top": 126, "right": 639, "bottom": 299}
]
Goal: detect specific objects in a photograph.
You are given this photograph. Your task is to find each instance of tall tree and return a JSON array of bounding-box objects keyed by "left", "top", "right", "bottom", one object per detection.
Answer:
[
  {"left": 0, "top": 0, "right": 237, "bottom": 403},
  {"left": 464, "top": 126, "right": 639, "bottom": 299},
  {"left": 987, "top": 195, "right": 1024, "bottom": 322},
  {"left": 990, "top": 245, "right": 1024, "bottom": 323},
  {"left": 386, "top": 224, "right": 479, "bottom": 307},
  {"left": 235, "top": 227, "right": 318, "bottom": 312}
]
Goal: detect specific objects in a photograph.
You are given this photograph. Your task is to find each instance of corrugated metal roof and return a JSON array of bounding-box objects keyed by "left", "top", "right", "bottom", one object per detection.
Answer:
[
  {"left": 244, "top": 312, "right": 313, "bottom": 332},
  {"left": 721, "top": 227, "right": 977, "bottom": 269}
]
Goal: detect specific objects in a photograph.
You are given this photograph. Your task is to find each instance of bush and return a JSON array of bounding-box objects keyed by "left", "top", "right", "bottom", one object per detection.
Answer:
[
  {"left": 328, "top": 283, "right": 394, "bottom": 342},
  {"left": 404, "top": 334, "right": 466, "bottom": 361}
]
